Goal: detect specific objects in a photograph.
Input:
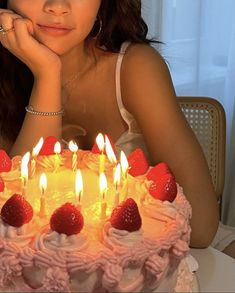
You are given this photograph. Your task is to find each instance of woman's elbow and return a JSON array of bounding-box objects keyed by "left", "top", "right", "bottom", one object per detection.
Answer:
[{"left": 190, "top": 211, "right": 220, "bottom": 248}]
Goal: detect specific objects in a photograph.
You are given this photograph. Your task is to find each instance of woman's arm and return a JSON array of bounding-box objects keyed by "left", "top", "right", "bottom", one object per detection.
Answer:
[
  {"left": 10, "top": 69, "right": 62, "bottom": 157},
  {"left": 121, "top": 44, "right": 219, "bottom": 248},
  {"left": 0, "top": 10, "right": 62, "bottom": 156}
]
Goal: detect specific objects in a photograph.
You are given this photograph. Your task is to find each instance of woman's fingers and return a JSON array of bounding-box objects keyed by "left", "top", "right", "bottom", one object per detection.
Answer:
[
  {"left": 0, "top": 10, "right": 22, "bottom": 48},
  {"left": 13, "top": 18, "right": 34, "bottom": 46},
  {"left": 0, "top": 9, "right": 21, "bottom": 30},
  {"left": 0, "top": 13, "right": 34, "bottom": 55},
  {"left": 0, "top": 9, "right": 61, "bottom": 76}
]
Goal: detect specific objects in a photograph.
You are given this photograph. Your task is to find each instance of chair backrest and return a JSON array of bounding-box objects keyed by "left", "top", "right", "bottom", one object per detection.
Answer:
[{"left": 178, "top": 96, "right": 226, "bottom": 201}]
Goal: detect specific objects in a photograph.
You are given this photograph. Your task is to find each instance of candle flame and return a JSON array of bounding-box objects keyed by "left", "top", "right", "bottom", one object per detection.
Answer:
[
  {"left": 99, "top": 172, "right": 107, "bottom": 199},
  {"left": 32, "top": 137, "right": 44, "bottom": 156},
  {"left": 39, "top": 173, "right": 47, "bottom": 194},
  {"left": 114, "top": 163, "right": 121, "bottom": 186},
  {"left": 69, "top": 140, "right": 78, "bottom": 152},
  {"left": 54, "top": 142, "right": 61, "bottom": 154},
  {"left": 120, "top": 151, "right": 129, "bottom": 176},
  {"left": 75, "top": 169, "right": 83, "bottom": 200},
  {"left": 21, "top": 152, "right": 30, "bottom": 180},
  {"left": 105, "top": 135, "right": 117, "bottom": 164},
  {"left": 96, "top": 133, "right": 105, "bottom": 152}
]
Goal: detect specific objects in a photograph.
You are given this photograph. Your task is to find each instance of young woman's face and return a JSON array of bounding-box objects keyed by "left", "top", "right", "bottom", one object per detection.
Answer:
[{"left": 7, "top": 0, "right": 101, "bottom": 55}]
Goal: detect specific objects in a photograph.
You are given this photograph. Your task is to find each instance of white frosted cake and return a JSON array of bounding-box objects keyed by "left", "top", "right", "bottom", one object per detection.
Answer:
[{"left": 0, "top": 136, "right": 195, "bottom": 292}]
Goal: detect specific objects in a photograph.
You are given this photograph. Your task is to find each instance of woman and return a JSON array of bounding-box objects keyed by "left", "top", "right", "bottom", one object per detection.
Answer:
[{"left": 0, "top": 0, "right": 219, "bottom": 248}]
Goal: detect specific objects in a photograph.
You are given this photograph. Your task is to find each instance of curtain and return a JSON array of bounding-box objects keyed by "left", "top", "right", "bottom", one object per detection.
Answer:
[{"left": 142, "top": 0, "right": 235, "bottom": 227}]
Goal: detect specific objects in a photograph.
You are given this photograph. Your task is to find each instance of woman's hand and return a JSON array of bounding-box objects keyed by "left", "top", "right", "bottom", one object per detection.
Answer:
[{"left": 0, "top": 9, "right": 61, "bottom": 77}]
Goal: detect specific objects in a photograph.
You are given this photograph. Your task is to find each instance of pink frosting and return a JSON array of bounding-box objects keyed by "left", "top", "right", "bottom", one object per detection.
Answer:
[
  {"left": 42, "top": 267, "right": 70, "bottom": 292},
  {"left": 0, "top": 240, "right": 22, "bottom": 287},
  {"left": 0, "top": 154, "right": 194, "bottom": 292}
]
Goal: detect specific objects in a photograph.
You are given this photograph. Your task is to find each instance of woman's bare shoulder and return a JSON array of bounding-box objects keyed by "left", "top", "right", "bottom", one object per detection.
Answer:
[
  {"left": 120, "top": 43, "right": 176, "bottom": 110},
  {"left": 124, "top": 43, "right": 168, "bottom": 72}
]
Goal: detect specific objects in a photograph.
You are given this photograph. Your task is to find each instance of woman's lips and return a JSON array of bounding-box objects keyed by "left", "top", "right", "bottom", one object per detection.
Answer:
[{"left": 37, "top": 24, "right": 72, "bottom": 36}]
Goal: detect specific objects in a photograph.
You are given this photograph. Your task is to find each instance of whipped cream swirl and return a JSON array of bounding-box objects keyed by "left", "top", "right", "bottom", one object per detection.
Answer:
[
  {"left": 0, "top": 218, "right": 38, "bottom": 247},
  {"left": 103, "top": 222, "right": 143, "bottom": 249},
  {"left": 34, "top": 228, "right": 88, "bottom": 252}
]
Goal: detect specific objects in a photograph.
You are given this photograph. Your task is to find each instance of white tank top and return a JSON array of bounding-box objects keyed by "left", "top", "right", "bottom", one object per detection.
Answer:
[{"left": 114, "top": 42, "right": 149, "bottom": 159}]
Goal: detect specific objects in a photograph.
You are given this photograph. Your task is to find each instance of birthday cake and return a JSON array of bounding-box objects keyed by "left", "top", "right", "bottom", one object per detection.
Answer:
[{"left": 0, "top": 135, "right": 195, "bottom": 292}]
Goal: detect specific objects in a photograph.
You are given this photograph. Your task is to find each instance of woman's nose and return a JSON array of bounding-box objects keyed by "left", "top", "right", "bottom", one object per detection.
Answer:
[{"left": 44, "top": 0, "right": 71, "bottom": 16}]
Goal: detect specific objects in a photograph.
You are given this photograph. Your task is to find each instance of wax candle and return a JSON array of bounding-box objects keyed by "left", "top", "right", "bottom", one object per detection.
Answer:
[
  {"left": 54, "top": 142, "right": 61, "bottom": 172},
  {"left": 30, "top": 137, "right": 43, "bottom": 178},
  {"left": 69, "top": 140, "right": 79, "bottom": 172},
  {"left": 39, "top": 173, "right": 47, "bottom": 218},
  {"left": 75, "top": 169, "right": 83, "bottom": 211},
  {"left": 105, "top": 135, "right": 117, "bottom": 164},
  {"left": 120, "top": 151, "right": 129, "bottom": 200},
  {"left": 96, "top": 133, "right": 105, "bottom": 173},
  {"left": 113, "top": 163, "right": 121, "bottom": 207},
  {"left": 21, "top": 152, "right": 30, "bottom": 197},
  {"left": 99, "top": 172, "right": 107, "bottom": 220}
]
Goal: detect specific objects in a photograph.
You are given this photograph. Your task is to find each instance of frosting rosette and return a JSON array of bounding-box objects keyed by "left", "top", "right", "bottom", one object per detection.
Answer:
[
  {"left": 103, "top": 222, "right": 144, "bottom": 249},
  {"left": 42, "top": 267, "right": 70, "bottom": 292},
  {"left": 0, "top": 240, "right": 22, "bottom": 287},
  {"left": 0, "top": 217, "right": 40, "bottom": 247},
  {"left": 33, "top": 227, "right": 89, "bottom": 252}
]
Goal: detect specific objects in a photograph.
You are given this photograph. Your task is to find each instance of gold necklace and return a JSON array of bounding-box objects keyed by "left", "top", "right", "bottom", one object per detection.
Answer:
[
  {"left": 63, "top": 72, "right": 80, "bottom": 88},
  {"left": 62, "top": 71, "right": 80, "bottom": 103}
]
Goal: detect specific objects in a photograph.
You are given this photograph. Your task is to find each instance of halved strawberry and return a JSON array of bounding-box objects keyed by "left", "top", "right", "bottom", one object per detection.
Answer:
[
  {"left": 149, "top": 173, "right": 177, "bottom": 202},
  {"left": 0, "top": 177, "right": 5, "bottom": 192},
  {"left": 91, "top": 134, "right": 116, "bottom": 155},
  {"left": 39, "top": 136, "right": 61, "bottom": 156},
  {"left": 127, "top": 148, "right": 149, "bottom": 177},
  {"left": 50, "top": 203, "right": 84, "bottom": 236},
  {"left": 147, "top": 162, "right": 173, "bottom": 182},
  {"left": 0, "top": 149, "right": 12, "bottom": 172},
  {"left": 110, "top": 198, "right": 142, "bottom": 232},
  {"left": 1, "top": 194, "right": 33, "bottom": 227}
]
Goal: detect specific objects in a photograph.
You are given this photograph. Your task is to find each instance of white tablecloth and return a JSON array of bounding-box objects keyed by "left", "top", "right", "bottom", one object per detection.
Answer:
[{"left": 191, "top": 246, "right": 235, "bottom": 292}]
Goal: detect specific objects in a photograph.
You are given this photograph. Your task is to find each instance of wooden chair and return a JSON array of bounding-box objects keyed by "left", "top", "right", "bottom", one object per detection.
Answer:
[{"left": 178, "top": 96, "right": 226, "bottom": 202}]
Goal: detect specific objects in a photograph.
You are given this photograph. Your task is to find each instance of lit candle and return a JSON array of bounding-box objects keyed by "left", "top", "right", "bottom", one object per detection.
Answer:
[
  {"left": 96, "top": 133, "right": 105, "bottom": 173},
  {"left": 99, "top": 172, "right": 107, "bottom": 220},
  {"left": 54, "top": 142, "right": 61, "bottom": 172},
  {"left": 113, "top": 163, "right": 121, "bottom": 207},
  {"left": 30, "top": 137, "right": 43, "bottom": 178},
  {"left": 39, "top": 173, "right": 47, "bottom": 218},
  {"left": 105, "top": 135, "right": 117, "bottom": 164},
  {"left": 69, "top": 140, "right": 78, "bottom": 172},
  {"left": 75, "top": 169, "right": 83, "bottom": 211},
  {"left": 21, "top": 152, "right": 30, "bottom": 197},
  {"left": 120, "top": 151, "right": 129, "bottom": 200}
]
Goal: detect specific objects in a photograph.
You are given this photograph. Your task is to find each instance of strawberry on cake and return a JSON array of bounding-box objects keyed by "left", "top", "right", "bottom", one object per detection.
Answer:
[{"left": 0, "top": 135, "right": 196, "bottom": 292}]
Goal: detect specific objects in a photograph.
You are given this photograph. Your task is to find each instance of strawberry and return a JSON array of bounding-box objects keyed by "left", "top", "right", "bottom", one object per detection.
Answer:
[
  {"left": 0, "top": 149, "right": 12, "bottom": 172},
  {"left": 147, "top": 162, "right": 173, "bottom": 182},
  {"left": 110, "top": 198, "right": 142, "bottom": 232},
  {"left": 50, "top": 203, "right": 84, "bottom": 236},
  {"left": 91, "top": 134, "right": 116, "bottom": 155},
  {"left": 39, "top": 136, "right": 61, "bottom": 156},
  {"left": 1, "top": 194, "right": 33, "bottom": 227},
  {"left": 0, "top": 177, "right": 5, "bottom": 192},
  {"left": 127, "top": 148, "right": 149, "bottom": 177},
  {"left": 149, "top": 173, "right": 177, "bottom": 202}
]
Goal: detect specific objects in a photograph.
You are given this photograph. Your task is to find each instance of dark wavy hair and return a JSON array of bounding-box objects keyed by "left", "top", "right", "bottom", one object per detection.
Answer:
[{"left": 0, "top": 0, "right": 157, "bottom": 143}]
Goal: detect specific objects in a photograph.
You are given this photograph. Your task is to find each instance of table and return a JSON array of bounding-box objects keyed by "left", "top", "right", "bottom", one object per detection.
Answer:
[{"left": 191, "top": 246, "right": 235, "bottom": 292}]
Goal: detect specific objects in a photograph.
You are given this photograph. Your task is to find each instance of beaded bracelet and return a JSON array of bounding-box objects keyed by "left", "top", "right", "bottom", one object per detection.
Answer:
[{"left": 25, "top": 105, "right": 64, "bottom": 116}]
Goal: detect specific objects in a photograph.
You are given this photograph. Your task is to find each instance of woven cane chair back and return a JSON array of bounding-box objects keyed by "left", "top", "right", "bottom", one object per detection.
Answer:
[{"left": 178, "top": 97, "right": 226, "bottom": 200}]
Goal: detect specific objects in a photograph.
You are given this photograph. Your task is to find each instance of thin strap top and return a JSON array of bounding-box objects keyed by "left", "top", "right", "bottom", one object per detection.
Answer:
[{"left": 114, "top": 42, "right": 149, "bottom": 160}]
